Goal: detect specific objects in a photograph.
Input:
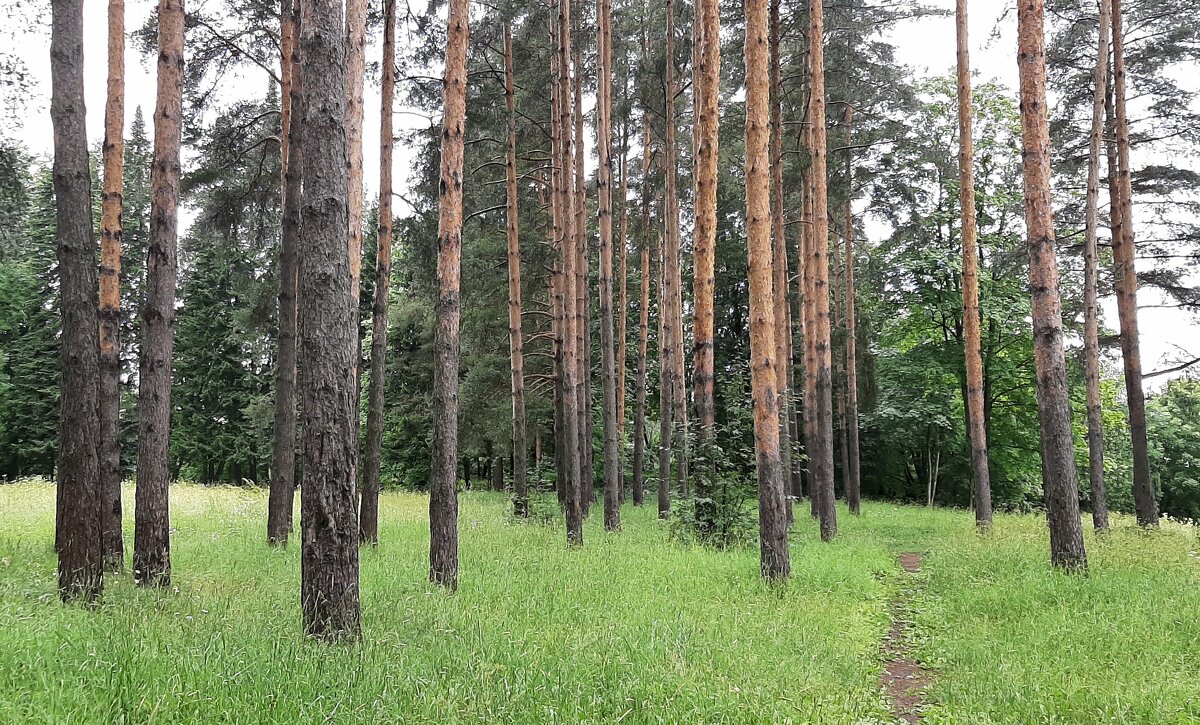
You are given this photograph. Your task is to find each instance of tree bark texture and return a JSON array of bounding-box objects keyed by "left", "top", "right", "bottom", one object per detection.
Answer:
[
  {"left": 360, "top": 0, "right": 397, "bottom": 545},
  {"left": 135, "top": 0, "right": 185, "bottom": 588},
  {"left": 52, "top": 0, "right": 104, "bottom": 602},
  {"left": 299, "top": 0, "right": 362, "bottom": 638},
  {"left": 504, "top": 22, "right": 530, "bottom": 519},
  {"left": 99, "top": 0, "right": 126, "bottom": 571},
  {"left": 1015, "top": 0, "right": 1088, "bottom": 571}
]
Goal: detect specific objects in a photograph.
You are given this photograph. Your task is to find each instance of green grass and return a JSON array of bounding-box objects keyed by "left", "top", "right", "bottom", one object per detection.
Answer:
[{"left": 0, "top": 483, "right": 1197, "bottom": 723}]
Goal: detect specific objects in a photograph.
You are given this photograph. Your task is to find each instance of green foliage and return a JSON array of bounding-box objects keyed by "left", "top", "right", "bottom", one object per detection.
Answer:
[{"left": 1147, "top": 377, "right": 1200, "bottom": 521}]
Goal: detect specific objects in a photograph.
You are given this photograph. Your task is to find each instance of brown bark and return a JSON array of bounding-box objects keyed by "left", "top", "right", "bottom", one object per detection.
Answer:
[
  {"left": 1110, "top": 0, "right": 1157, "bottom": 527},
  {"left": 557, "top": 0, "right": 584, "bottom": 544},
  {"left": 657, "top": 185, "right": 672, "bottom": 519},
  {"left": 1015, "top": 0, "right": 1088, "bottom": 572},
  {"left": 430, "top": 0, "right": 470, "bottom": 584},
  {"left": 692, "top": 0, "right": 719, "bottom": 533},
  {"left": 617, "top": 127, "right": 630, "bottom": 501},
  {"left": 345, "top": 0, "right": 366, "bottom": 314},
  {"left": 269, "top": 0, "right": 302, "bottom": 546},
  {"left": 808, "top": 0, "right": 837, "bottom": 542},
  {"left": 360, "top": 0, "right": 396, "bottom": 545},
  {"left": 573, "top": 52, "right": 593, "bottom": 517},
  {"left": 550, "top": 35, "right": 568, "bottom": 509},
  {"left": 504, "top": 22, "right": 529, "bottom": 519},
  {"left": 1083, "top": 0, "right": 1111, "bottom": 531},
  {"left": 52, "top": 0, "right": 103, "bottom": 602},
  {"left": 746, "top": 0, "right": 790, "bottom": 579},
  {"left": 768, "top": 0, "right": 793, "bottom": 527},
  {"left": 956, "top": 0, "right": 992, "bottom": 529},
  {"left": 135, "top": 0, "right": 184, "bottom": 588},
  {"left": 299, "top": 0, "right": 361, "bottom": 638},
  {"left": 663, "top": 0, "right": 688, "bottom": 502},
  {"left": 98, "top": 0, "right": 126, "bottom": 571},
  {"left": 491, "top": 455, "right": 505, "bottom": 492},
  {"left": 597, "top": 0, "right": 621, "bottom": 532},
  {"left": 631, "top": 117, "right": 652, "bottom": 508},
  {"left": 842, "top": 109, "right": 861, "bottom": 516}
]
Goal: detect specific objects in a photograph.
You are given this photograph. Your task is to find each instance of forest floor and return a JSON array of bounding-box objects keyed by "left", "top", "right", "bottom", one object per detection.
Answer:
[{"left": 1, "top": 482, "right": 1198, "bottom": 723}]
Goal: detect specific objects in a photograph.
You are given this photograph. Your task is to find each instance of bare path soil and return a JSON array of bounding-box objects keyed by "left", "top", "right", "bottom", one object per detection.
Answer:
[{"left": 879, "top": 552, "right": 931, "bottom": 723}]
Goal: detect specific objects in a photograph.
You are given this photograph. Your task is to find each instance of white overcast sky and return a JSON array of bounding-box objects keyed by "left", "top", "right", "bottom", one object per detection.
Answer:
[{"left": 7, "top": 0, "right": 1197, "bottom": 385}]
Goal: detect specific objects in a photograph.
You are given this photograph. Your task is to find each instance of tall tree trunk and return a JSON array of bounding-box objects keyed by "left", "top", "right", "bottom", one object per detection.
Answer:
[
  {"left": 1110, "top": 0, "right": 1157, "bottom": 528},
  {"left": 658, "top": 185, "right": 672, "bottom": 519},
  {"left": 956, "top": 0, "right": 992, "bottom": 529},
  {"left": 135, "top": 0, "right": 184, "bottom": 588},
  {"left": 98, "top": 0, "right": 126, "bottom": 571},
  {"left": 504, "top": 22, "right": 529, "bottom": 519},
  {"left": 768, "top": 0, "right": 793, "bottom": 525},
  {"left": 430, "top": 0, "right": 470, "bottom": 584},
  {"left": 345, "top": 0, "right": 366, "bottom": 369},
  {"left": 597, "top": 0, "right": 621, "bottom": 532},
  {"left": 573, "top": 52, "right": 593, "bottom": 517},
  {"left": 299, "top": 0, "right": 361, "bottom": 638},
  {"left": 557, "top": 0, "right": 584, "bottom": 544},
  {"left": 550, "top": 35, "right": 568, "bottom": 509},
  {"left": 745, "top": 0, "right": 789, "bottom": 579},
  {"left": 617, "top": 124, "right": 630, "bottom": 501},
  {"left": 808, "top": 0, "right": 837, "bottom": 542},
  {"left": 631, "top": 117, "right": 652, "bottom": 508},
  {"left": 268, "top": 0, "right": 303, "bottom": 546},
  {"left": 692, "top": 0, "right": 719, "bottom": 534},
  {"left": 1015, "top": 0, "right": 1088, "bottom": 572},
  {"left": 663, "top": 0, "right": 688, "bottom": 504},
  {"left": 798, "top": 180, "right": 815, "bottom": 516},
  {"left": 360, "top": 0, "right": 396, "bottom": 545},
  {"left": 842, "top": 108, "right": 861, "bottom": 516},
  {"left": 1083, "top": 0, "right": 1111, "bottom": 532},
  {"left": 51, "top": 0, "right": 103, "bottom": 602}
]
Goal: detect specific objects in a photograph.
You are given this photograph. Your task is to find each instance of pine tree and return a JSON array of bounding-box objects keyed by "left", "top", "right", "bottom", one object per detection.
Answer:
[
  {"left": 360, "top": 0, "right": 397, "bottom": 544},
  {"left": 503, "top": 20, "right": 529, "bottom": 519},
  {"left": 1015, "top": 0, "right": 1088, "bottom": 571},
  {"left": 98, "top": 0, "right": 126, "bottom": 570},
  {"left": 597, "top": 0, "right": 621, "bottom": 531},
  {"left": 51, "top": 0, "right": 103, "bottom": 599},
  {"left": 299, "top": 0, "right": 361, "bottom": 637},
  {"left": 430, "top": 0, "right": 471, "bottom": 584},
  {"left": 135, "top": 0, "right": 185, "bottom": 588}
]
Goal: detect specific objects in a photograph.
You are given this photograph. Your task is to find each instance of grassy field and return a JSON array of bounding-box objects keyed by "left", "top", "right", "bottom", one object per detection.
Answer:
[{"left": 0, "top": 483, "right": 1197, "bottom": 723}]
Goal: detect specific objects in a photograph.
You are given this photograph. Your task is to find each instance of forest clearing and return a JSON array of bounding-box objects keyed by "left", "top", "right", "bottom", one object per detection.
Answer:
[
  {"left": 2, "top": 483, "right": 1197, "bottom": 723},
  {"left": 3, "top": 0, "right": 1200, "bottom": 718}
]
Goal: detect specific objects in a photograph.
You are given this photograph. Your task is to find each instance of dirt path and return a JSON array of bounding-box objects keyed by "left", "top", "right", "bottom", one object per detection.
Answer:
[{"left": 879, "top": 552, "right": 930, "bottom": 723}]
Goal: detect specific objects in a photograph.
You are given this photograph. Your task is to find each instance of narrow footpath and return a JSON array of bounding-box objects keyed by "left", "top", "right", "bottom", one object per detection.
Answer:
[{"left": 879, "top": 552, "right": 931, "bottom": 724}]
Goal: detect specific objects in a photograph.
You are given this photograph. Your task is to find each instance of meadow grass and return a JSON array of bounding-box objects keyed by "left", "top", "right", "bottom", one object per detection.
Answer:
[{"left": 0, "top": 482, "right": 1197, "bottom": 723}]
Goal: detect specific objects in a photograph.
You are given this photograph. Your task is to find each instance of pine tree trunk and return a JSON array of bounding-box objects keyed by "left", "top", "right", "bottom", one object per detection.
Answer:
[
  {"left": 692, "top": 0, "right": 719, "bottom": 534},
  {"left": 956, "top": 0, "right": 992, "bottom": 529},
  {"left": 617, "top": 127, "right": 630, "bottom": 502},
  {"left": 99, "top": 0, "right": 126, "bottom": 571},
  {"left": 299, "top": 0, "right": 361, "bottom": 637},
  {"left": 746, "top": 0, "right": 789, "bottom": 579},
  {"left": 768, "top": 0, "right": 792, "bottom": 526},
  {"left": 359, "top": 0, "right": 396, "bottom": 545},
  {"left": 842, "top": 109, "right": 861, "bottom": 516},
  {"left": 573, "top": 54, "right": 593, "bottom": 518},
  {"left": 663, "top": 0, "right": 688, "bottom": 503},
  {"left": 135, "top": 0, "right": 184, "bottom": 588},
  {"left": 550, "top": 38, "right": 568, "bottom": 510},
  {"left": 52, "top": 0, "right": 104, "bottom": 602},
  {"left": 808, "top": 0, "right": 837, "bottom": 542},
  {"left": 597, "top": 0, "right": 621, "bottom": 532},
  {"left": 799, "top": 163, "right": 816, "bottom": 517},
  {"left": 430, "top": 0, "right": 470, "bottom": 583},
  {"left": 557, "top": 0, "right": 584, "bottom": 544},
  {"left": 1083, "top": 0, "right": 1111, "bottom": 532},
  {"left": 1015, "top": 0, "right": 1087, "bottom": 572},
  {"left": 658, "top": 190, "right": 672, "bottom": 519},
  {"left": 631, "top": 117, "right": 652, "bottom": 508},
  {"left": 269, "top": 0, "right": 302, "bottom": 547},
  {"left": 345, "top": 0, "right": 366, "bottom": 338},
  {"left": 504, "top": 22, "right": 529, "bottom": 519},
  {"left": 1110, "top": 0, "right": 1157, "bottom": 528}
]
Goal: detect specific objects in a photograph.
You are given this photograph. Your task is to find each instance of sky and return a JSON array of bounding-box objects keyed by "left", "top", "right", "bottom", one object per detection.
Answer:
[{"left": 6, "top": 0, "right": 1196, "bottom": 386}]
